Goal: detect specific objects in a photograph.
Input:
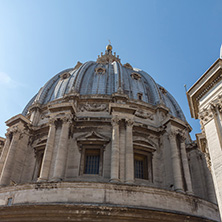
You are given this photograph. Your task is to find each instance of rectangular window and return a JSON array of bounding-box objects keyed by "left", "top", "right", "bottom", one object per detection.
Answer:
[
  {"left": 84, "top": 149, "right": 100, "bottom": 174},
  {"left": 134, "top": 153, "right": 148, "bottom": 180}
]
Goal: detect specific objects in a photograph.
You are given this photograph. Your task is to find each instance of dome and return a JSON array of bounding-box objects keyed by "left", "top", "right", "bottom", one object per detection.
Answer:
[
  {"left": 23, "top": 48, "right": 185, "bottom": 122},
  {"left": 0, "top": 46, "right": 219, "bottom": 221}
]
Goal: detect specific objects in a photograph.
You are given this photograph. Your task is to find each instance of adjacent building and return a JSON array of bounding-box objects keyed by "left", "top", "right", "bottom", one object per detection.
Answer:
[{"left": 187, "top": 51, "right": 222, "bottom": 218}]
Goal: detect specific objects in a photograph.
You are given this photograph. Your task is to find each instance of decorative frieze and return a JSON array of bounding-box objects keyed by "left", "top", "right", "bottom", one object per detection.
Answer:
[
  {"left": 80, "top": 103, "right": 108, "bottom": 112},
  {"left": 196, "top": 74, "right": 222, "bottom": 101},
  {"left": 135, "top": 109, "right": 154, "bottom": 120}
]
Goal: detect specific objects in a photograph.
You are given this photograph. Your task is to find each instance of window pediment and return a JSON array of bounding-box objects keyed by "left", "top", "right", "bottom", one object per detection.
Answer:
[
  {"left": 77, "top": 131, "right": 110, "bottom": 148},
  {"left": 133, "top": 139, "right": 156, "bottom": 152}
]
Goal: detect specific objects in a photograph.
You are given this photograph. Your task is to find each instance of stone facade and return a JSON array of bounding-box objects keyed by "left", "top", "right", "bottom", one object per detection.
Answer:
[
  {"left": 0, "top": 46, "right": 219, "bottom": 221},
  {"left": 187, "top": 58, "right": 222, "bottom": 218}
]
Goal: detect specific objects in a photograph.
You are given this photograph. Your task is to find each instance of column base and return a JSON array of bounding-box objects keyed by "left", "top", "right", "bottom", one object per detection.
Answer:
[
  {"left": 50, "top": 177, "right": 62, "bottom": 182},
  {"left": 109, "top": 178, "right": 120, "bottom": 183},
  {"left": 125, "top": 180, "right": 134, "bottom": 184},
  {"left": 175, "top": 188, "right": 184, "bottom": 193},
  {"left": 37, "top": 178, "right": 47, "bottom": 182},
  {"left": 186, "top": 191, "right": 194, "bottom": 195}
]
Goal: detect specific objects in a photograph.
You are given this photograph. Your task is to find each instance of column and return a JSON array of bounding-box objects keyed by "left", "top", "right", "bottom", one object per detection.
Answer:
[
  {"left": 125, "top": 119, "right": 134, "bottom": 183},
  {"left": 0, "top": 133, "right": 11, "bottom": 174},
  {"left": 180, "top": 136, "right": 193, "bottom": 194},
  {"left": 168, "top": 131, "right": 184, "bottom": 192},
  {"left": 110, "top": 116, "right": 120, "bottom": 182},
  {"left": 38, "top": 118, "right": 56, "bottom": 182},
  {"left": 211, "top": 104, "right": 222, "bottom": 148},
  {"left": 52, "top": 115, "right": 71, "bottom": 181},
  {"left": 203, "top": 149, "right": 217, "bottom": 203},
  {"left": 0, "top": 126, "right": 21, "bottom": 186}
]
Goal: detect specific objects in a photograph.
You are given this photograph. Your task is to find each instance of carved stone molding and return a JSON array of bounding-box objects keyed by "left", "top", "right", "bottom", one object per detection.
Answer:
[
  {"left": 135, "top": 110, "right": 154, "bottom": 120},
  {"left": 80, "top": 103, "right": 108, "bottom": 112},
  {"left": 196, "top": 74, "right": 222, "bottom": 101}
]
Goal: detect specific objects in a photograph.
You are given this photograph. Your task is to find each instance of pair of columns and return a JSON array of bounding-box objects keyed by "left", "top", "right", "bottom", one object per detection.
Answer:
[
  {"left": 168, "top": 131, "right": 193, "bottom": 194},
  {"left": 110, "top": 116, "right": 134, "bottom": 183},
  {"left": 38, "top": 115, "right": 72, "bottom": 182}
]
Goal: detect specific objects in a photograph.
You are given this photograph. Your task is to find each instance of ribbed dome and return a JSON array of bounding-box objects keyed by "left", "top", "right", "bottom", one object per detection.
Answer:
[{"left": 23, "top": 51, "right": 185, "bottom": 121}]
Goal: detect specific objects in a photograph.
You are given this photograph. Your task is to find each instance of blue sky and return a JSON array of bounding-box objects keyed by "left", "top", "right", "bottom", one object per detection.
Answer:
[{"left": 0, "top": 0, "right": 222, "bottom": 139}]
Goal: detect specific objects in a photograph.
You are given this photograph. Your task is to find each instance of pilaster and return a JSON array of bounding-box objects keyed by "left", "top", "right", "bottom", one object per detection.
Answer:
[
  {"left": 0, "top": 125, "right": 23, "bottom": 185},
  {"left": 168, "top": 130, "right": 184, "bottom": 192},
  {"left": 125, "top": 118, "right": 134, "bottom": 184},
  {"left": 180, "top": 134, "right": 193, "bottom": 194},
  {"left": 52, "top": 114, "right": 72, "bottom": 181},
  {"left": 110, "top": 116, "right": 120, "bottom": 182},
  {"left": 38, "top": 118, "right": 56, "bottom": 182},
  {"left": 0, "top": 133, "right": 11, "bottom": 174}
]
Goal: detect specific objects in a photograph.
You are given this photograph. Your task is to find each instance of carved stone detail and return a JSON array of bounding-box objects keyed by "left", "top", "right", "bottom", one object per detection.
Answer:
[
  {"left": 198, "top": 108, "right": 214, "bottom": 125},
  {"left": 95, "top": 67, "right": 106, "bottom": 75},
  {"left": 97, "top": 50, "right": 121, "bottom": 64},
  {"left": 125, "top": 119, "right": 134, "bottom": 127},
  {"left": 135, "top": 110, "right": 154, "bottom": 120},
  {"left": 111, "top": 116, "right": 120, "bottom": 126},
  {"left": 80, "top": 103, "right": 108, "bottom": 112},
  {"left": 74, "top": 61, "right": 82, "bottom": 70},
  {"left": 123, "top": 63, "right": 133, "bottom": 70},
  {"left": 131, "top": 72, "right": 141, "bottom": 80},
  {"left": 159, "top": 86, "right": 167, "bottom": 95},
  {"left": 61, "top": 114, "right": 73, "bottom": 124},
  {"left": 60, "top": 72, "right": 70, "bottom": 79}
]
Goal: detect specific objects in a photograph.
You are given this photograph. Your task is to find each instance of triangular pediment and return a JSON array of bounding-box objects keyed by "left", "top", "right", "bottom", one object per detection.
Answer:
[
  {"left": 133, "top": 138, "right": 156, "bottom": 152},
  {"left": 77, "top": 131, "right": 110, "bottom": 143}
]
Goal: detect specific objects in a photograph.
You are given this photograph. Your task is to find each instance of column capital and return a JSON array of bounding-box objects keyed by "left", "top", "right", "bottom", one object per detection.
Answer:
[
  {"left": 167, "top": 130, "right": 177, "bottom": 140},
  {"left": 48, "top": 117, "right": 57, "bottom": 126},
  {"left": 7, "top": 125, "right": 24, "bottom": 136},
  {"left": 125, "top": 118, "right": 134, "bottom": 127},
  {"left": 61, "top": 114, "right": 73, "bottom": 124},
  {"left": 111, "top": 116, "right": 120, "bottom": 126},
  {"left": 176, "top": 130, "right": 186, "bottom": 142}
]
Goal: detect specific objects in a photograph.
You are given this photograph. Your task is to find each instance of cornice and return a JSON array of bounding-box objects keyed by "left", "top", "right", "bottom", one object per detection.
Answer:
[{"left": 187, "top": 58, "right": 222, "bottom": 119}]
